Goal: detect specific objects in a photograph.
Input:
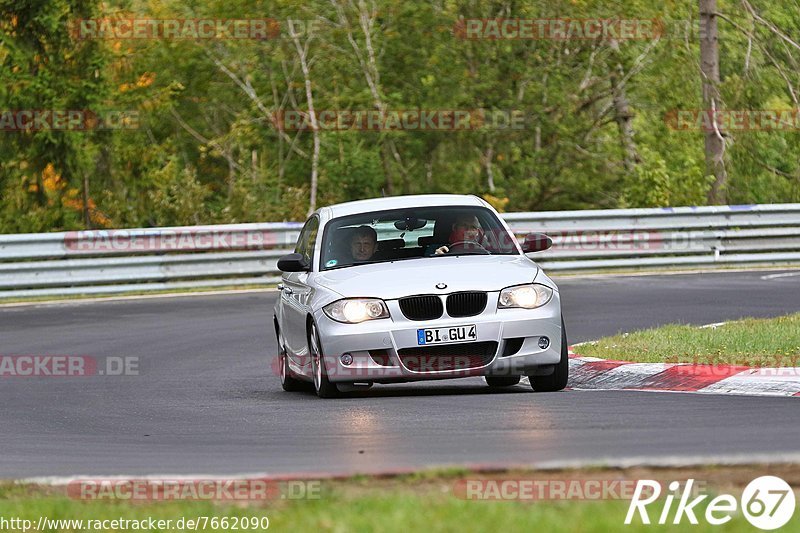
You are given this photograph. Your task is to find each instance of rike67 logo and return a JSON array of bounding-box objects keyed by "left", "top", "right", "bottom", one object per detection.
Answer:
[{"left": 626, "top": 476, "right": 795, "bottom": 530}]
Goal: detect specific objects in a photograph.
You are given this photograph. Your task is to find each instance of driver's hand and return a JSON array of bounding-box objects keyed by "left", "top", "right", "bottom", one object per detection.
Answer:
[{"left": 434, "top": 245, "right": 449, "bottom": 255}]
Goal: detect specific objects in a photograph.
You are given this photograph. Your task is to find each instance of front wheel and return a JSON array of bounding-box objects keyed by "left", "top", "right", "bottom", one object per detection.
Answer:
[
  {"left": 309, "top": 322, "right": 339, "bottom": 399},
  {"left": 530, "top": 317, "right": 569, "bottom": 392}
]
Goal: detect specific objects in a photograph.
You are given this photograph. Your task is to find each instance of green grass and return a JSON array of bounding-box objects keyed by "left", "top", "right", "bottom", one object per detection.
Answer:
[
  {"left": 576, "top": 313, "right": 800, "bottom": 366},
  {"left": 1, "top": 474, "right": 797, "bottom": 533}
]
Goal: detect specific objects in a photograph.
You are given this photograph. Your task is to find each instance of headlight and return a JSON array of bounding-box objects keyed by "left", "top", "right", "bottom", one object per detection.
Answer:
[
  {"left": 323, "top": 298, "right": 390, "bottom": 323},
  {"left": 498, "top": 284, "right": 553, "bottom": 309}
]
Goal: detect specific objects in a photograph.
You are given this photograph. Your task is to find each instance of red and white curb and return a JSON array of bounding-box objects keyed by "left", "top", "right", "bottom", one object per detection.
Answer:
[{"left": 566, "top": 348, "right": 800, "bottom": 397}]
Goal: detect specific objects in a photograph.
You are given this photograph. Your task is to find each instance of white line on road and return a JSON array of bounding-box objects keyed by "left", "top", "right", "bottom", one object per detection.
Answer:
[{"left": 761, "top": 271, "right": 800, "bottom": 280}]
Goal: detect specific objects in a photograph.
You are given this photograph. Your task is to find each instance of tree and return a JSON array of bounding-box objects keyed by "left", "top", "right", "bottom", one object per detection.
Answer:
[{"left": 700, "top": 0, "right": 728, "bottom": 204}]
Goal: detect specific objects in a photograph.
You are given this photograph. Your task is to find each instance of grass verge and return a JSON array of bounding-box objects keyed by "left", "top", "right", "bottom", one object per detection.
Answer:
[
  {"left": 2, "top": 465, "right": 799, "bottom": 532},
  {"left": 575, "top": 313, "right": 800, "bottom": 366}
]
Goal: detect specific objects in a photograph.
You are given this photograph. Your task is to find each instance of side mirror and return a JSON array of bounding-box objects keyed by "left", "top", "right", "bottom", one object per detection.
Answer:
[
  {"left": 277, "top": 253, "right": 310, "bottom": 272},
  {"left": 521, "top": 233, "right": 553, "bottom": 253}
]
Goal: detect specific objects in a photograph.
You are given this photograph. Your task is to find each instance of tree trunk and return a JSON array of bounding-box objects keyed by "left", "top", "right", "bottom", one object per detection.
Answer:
[
  {"left": 227, "top": 158, "right": 235, "bottom": 200},
  {"left": 610, "top": 66, "right": 641, "bottom": 175},
  {"left": 700, "top": 0, "right": 728, "bottom": 204},
  {"left": 478, "top": 144, "right": 496, "bottom": 192},
  {"left": 82, "top": 172, "right": 91, "bottom": 229},
  {"left": 380, "top": 143, "right": 395, "bottom": 194},
  {"left": 289, "top": 23, "right": 319, "bottom": 216}
]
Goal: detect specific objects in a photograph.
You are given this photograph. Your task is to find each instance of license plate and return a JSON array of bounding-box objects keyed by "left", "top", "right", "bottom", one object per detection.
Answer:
[{"left": 417, "top": 325, "right": 477, "bottom": 345}]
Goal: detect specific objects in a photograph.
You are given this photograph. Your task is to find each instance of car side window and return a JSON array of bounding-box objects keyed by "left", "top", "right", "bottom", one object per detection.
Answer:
[{"left": 294, "top": 216, "right": 320, "bottom": 267}]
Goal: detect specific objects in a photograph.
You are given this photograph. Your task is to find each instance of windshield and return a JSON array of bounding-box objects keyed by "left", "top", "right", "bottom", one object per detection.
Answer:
[{"left": 320, "top": 206, "right": 519, "bottom": 270}]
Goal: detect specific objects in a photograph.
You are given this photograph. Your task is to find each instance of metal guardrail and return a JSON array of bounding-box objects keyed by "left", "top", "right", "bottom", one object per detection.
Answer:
[
  {"left": 506, "top": 204, "right": 800, "bottom": 271},
  {"left": 1, "top": 204, "right": 799, "bottom": 299}
]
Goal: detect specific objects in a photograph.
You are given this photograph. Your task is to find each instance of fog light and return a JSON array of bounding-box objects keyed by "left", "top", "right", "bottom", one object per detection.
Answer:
[
  {"left": 538, "top": 337, "right": 550, "bottom": 350},
  {"left": 340, "top": 353, "right": 353, "bottom": 366}
]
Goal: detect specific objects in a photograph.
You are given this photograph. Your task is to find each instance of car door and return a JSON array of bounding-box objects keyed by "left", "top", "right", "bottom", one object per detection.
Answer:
[{"left": 280, "top": 215, "right": 319, "bottom": 367}]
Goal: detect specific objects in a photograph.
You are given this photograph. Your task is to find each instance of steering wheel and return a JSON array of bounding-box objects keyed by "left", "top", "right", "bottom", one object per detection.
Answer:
[{"left": 447, "top": 240, "right": 490, "bottom": 254}]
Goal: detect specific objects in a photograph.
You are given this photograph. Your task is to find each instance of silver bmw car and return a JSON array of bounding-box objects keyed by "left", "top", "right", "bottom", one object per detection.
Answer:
[{"left": 273, "top": 194, "right": 567, "bottom": 398}]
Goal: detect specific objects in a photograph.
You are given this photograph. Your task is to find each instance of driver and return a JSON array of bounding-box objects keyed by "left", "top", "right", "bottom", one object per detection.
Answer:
[{"left": 434, "top": 214, "right": 484, "bottom": 255}]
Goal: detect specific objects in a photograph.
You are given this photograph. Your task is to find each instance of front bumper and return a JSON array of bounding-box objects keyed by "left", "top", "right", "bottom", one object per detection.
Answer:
[{"left": 313, "top": 291, "right": 562, "bottom": 383}]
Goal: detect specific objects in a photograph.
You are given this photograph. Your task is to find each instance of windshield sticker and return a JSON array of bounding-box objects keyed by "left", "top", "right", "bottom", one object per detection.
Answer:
[{"left": 326, "top": 259, "right": 338, "bottom": 267}]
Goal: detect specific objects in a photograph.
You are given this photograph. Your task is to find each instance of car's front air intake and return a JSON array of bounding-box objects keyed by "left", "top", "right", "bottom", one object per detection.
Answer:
[
  {"left": 399, "top": 295, "right": 443, "bottom": 320},
  {"left": 398, "top": 341, "right": 498, "bottom": 372},
  {"left": 446, "top": 291, "right": 487, "bottom": 317}
]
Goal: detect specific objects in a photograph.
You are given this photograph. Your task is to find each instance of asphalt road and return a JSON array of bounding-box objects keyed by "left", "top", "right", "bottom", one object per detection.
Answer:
[{"left": 1, "top": 270, "right": 799, "bottom": 478}]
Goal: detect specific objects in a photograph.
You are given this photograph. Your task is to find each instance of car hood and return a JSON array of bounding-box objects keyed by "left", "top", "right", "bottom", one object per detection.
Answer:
[{"left": 314, "top": 255, "right": 540, "bottom": 300}]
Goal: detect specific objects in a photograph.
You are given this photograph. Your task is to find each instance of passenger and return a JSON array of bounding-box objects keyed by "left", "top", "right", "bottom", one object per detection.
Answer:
[{"left": 350, "top": 225, "right": 378, "bottom": 262}]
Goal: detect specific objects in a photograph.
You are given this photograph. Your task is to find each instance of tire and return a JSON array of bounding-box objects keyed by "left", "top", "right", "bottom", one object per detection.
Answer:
[
  {"left": 279, "top": 342, "right": 305, "bottom": 392},
  {"left": 485, "top": 376, "right": 521, "bottom": 387},
  {"left": 308, "top": 321, "right": 339, "bottom": 399},
  {"left": 530, "top": 317, "right": 569, "bottom": 392}
]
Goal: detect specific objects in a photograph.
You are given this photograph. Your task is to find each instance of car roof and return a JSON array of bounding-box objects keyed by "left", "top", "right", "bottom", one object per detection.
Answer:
[{"left": 321, "top": 194, "right": 488, "bottom": 219}]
